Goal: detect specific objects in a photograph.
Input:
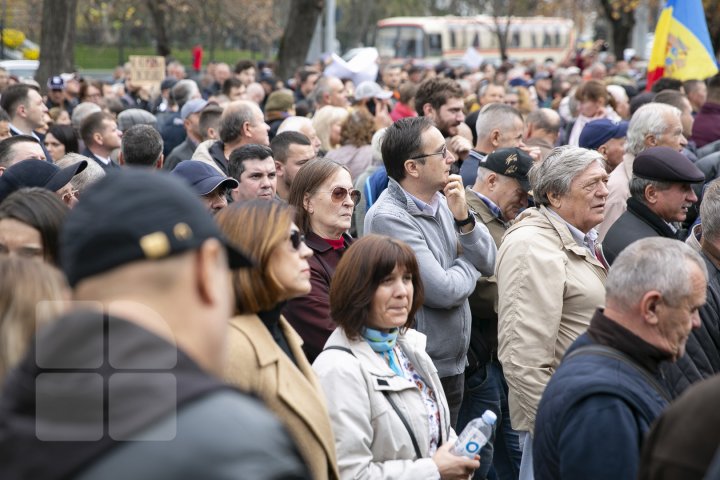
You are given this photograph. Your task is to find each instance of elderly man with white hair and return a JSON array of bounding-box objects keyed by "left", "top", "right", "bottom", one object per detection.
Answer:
[
  {"left": 597, "top": 102, "right": 688, "bottom": 241},
  {"left": 495, "top": 146, "right": 609, "bottom": 479}
]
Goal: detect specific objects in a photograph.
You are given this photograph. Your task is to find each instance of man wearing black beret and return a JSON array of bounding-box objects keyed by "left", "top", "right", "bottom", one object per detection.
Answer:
[{"left": 601, "top": 146, "right": 705, "bottom": 265}]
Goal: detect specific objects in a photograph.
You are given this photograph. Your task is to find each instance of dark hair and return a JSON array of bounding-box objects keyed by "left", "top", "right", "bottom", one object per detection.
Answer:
[
  {"left": 216, "top": 200, "right": 296, "bottom": 313},
  {"left": 121, "top": 124, "right": 163, "bottom": 167},
  {"left": 0, "top": 135, "right": 42, "bottom": 167},
  {"left": 288, "top": 157, "right": 345, "bottom": 233},
  {"left": 228, "top": 144, "right": 274, "bottom": 181},
  {"left": 234, "top": 60, "right": 256, "bottom": 75},
  {"left": 330, "top": 234, "right": 424, "bottom": 340},
  {"left": 398, "top": 82, "right": 418, "bottom": 105},
  {"left": 0, "top": 84, "right": 37, "bottom": 116},
  {"left": 219, "top": 101, "right": 256, "bottom": 144},
  {"left": 198, "top": 105, "right": 222, "bottom": 141},
  {"left": 271, "top": 131, "right": 311, "bottom": 165},
  {"left": 414, "top": 77, "right": 463, "bottom": 116},
  {"left": 79, "top": 79, "right": 104, "bottom": 102},
  {"left": 79, "top": 111, "right": 114, "bottom": 146},
  {"left": 654, "top": 90, "right": 690, "bottom": 113},
  {"left": 222, "top": 77, "right": 244, "bottom": 97},
  {"left": 0, "top": 108, "right": 10, "bottom": 123},
  {"left": 381, "top": 116, "right": 433, "bottom": 182},
  {"left": 47, "top": 125, "right": 79, "bottom": 155},
  {"left": 707, "top": 74, "right": 720, "bottom": 101},
  {"left": 0, "top": 188, "right": 69, "bottom": 265},
  {"left": 651, "top": 77, "right": 683, "bottom": 93}
]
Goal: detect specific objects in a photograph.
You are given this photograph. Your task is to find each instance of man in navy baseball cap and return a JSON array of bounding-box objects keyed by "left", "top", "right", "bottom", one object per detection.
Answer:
[
  {"left": 579, "top": 118, "right": 629, "bottom": 173},
  {"left": 0, "top": 158, "right": 87, "bottom": 206},
  {"left": 171, "top": 160, "right": 238, "bottom": 213}
]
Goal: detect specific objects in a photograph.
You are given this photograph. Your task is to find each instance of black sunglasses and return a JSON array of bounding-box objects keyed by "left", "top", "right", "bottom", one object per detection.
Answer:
[
  {"left": 290, "top": 230, "right": 306, "bottom": 250},
  {"left": 317, "top": 186, "right": 361, "bottom": 204}
]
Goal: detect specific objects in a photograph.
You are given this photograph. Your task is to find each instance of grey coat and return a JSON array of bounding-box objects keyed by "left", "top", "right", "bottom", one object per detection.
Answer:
[{"left": 364, "top": 177, "right": 496, "bottom": 377}]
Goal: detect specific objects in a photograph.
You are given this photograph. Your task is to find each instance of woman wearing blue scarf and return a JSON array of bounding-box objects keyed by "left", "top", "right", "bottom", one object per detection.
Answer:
[{"left": 313, "top": 235, "right": 480, "bottom": 479}]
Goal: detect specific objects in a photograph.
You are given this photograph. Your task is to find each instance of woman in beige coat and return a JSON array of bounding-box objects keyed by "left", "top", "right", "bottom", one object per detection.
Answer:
[
  {"left": 313, "top": 235, "right": 480, "bottom": 480},
  {"left": 217, "top": 200, "right": 340, "bottom": 480}
]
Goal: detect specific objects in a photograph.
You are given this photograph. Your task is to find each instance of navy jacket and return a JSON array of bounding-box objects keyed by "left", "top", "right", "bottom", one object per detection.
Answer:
[{"left": 534, "top": 312, "right": 670, "bottom": 480}]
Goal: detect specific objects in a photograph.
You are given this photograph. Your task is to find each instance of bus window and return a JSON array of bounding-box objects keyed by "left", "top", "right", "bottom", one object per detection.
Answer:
[
  {"left": 472, "top": 32, "right": 481, "bottom": 48},
  {"left": 555, "top": 31, "right": 561, "bottom": 47},
  {"left": 450, "top": 29, "right": 456, "bottom": 49},
  {"left": 511, "top": 30, "right": 520, "bottom": 48},
  {"left": 427, "top": 33, "right": 442, "bottom": 56},
  {"left": 543, "top": 30, "right": 552, "bottom": 47},
  {"left": 397, "top": 27, "right": 424, "bottom": 58}
]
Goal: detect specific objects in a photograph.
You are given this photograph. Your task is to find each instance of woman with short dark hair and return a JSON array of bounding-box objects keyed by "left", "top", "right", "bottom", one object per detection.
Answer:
[
  {"left": 216, "top": 199, "right": 340, "bottom": 480},
  {"left": 313, "top": 234, "right": 480, "bottom": 479},
  {"left": 284, "top": 157, "right": 359, "bottom": 362},
  {"left": 44, "top": 124, "right": 80, "bottom": 162}
]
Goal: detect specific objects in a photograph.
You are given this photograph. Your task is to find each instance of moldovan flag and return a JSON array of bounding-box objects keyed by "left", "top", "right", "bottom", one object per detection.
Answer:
[{"left": 646, "top": 0, "right": 718, "bottom": 91}]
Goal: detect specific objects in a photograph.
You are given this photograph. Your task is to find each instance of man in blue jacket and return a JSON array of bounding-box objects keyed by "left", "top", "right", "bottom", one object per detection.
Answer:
[{"left": 533, "top": 237, "right": 707, "bottom": 480}]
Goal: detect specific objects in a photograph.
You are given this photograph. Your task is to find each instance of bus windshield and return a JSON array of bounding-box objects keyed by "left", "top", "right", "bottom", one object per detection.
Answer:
[{"left": 376, "top": 26, "right": 424, "bottom": 58}]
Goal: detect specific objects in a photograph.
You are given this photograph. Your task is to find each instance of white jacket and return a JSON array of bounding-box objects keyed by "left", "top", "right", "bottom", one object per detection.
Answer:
[{"left": 313, "top": 328, "right": 456, "bottom": 480}]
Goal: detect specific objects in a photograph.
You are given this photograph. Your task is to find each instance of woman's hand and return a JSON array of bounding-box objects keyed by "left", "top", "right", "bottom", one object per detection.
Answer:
[{"left": 432, "top": 441, "right": 480, "bottom": 480}]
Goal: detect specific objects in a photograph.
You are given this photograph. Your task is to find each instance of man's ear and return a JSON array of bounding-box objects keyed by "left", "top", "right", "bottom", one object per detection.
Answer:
[
  {"left": 639, "top": 290, "right": 662, "bottom": 326},
  {"left": 422, "top": 103, "right": 434, "bottom": 117},
  {"left": 155, "top": 153, "right": 164, "bottom": 170},
  {"left": 490, "top": 128, "right": 502, "bottom": 147},
  {"left": 597, "top": 144, "right": 608, "bottom": 158},
  {"left": 547, "top": 191, "right": 562, "bottom": 208},
  {"left": 404, "top": 159, "right": 421, "bottom": 179},
  {"left": 645, "top": 133, "right": 657, "bottom": 148},
  {"left": 644, "top": 183, "right": 658, "bottom": 205},
  {"left": 275, "top": 160, "right": 285, "bottom": 178},
  {"left": 195, "top": 238, "right": 225, "bottom": 306},
  {"left": 241, "top": 121, "right": 252, "bottom": 138}
]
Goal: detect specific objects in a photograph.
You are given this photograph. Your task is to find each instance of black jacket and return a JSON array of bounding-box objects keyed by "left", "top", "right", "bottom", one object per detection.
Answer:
[
  {"left": 602, "top": 197, "right": 681, "bottom": 265},
  {"left": 660, "top": 249, "right": 720, "bottom": 397}
]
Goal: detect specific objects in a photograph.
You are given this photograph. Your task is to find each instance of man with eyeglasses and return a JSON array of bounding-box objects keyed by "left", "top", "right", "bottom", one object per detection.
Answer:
[
  {"left": 365, "top": 116, "right": 496, "bottom": 427},
  {"left": 171, "top": 160, "right": 239, "bottom": 213}
]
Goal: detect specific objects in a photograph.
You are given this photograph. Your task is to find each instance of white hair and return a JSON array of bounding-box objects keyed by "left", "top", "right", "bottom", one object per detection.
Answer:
[
  {"left": 626, "top": 103, "right": 680, "bottom": 156},
  {"left": 529, "top": 146, "right": 605, "bottom": 207},
  {"left": 701, "top": 179, "right": 720, "bottom": 242},
  {"left": 277, "top": 116, "right": 312, "bottom": 135}
]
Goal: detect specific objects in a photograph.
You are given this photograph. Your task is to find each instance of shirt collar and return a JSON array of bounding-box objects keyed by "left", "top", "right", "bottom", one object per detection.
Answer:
[
  {"left": 471, "top": 190, "right": 504, "bottom": 221},
  {"left": 547, "top": 207, "right": 598, "bottom": 254},
  {"left": 404, "top": 188, "right": 441, "bottom": 216}
]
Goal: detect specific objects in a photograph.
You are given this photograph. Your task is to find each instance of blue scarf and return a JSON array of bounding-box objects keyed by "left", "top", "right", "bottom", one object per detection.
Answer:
[{"left": 363, "top": 327, "right": 402, "bottom": 376}]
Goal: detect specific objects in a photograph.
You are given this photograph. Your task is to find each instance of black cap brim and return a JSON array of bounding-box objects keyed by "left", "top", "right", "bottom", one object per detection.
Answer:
[
  {"left": 225, "top": 240, "right": 255, "bottom": 268},
  {"left": 46, "top": 160, "right": 88, "bottom": 191}
]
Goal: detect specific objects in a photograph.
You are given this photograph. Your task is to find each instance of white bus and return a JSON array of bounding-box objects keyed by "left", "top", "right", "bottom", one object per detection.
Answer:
[{"left": 375, "top": 16, "right": 576, "bottom": 64}]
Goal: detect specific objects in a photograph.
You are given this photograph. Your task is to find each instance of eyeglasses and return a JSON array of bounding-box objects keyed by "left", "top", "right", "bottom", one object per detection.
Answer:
[
  {"left": 61, "top": 189, "right": 79, "bottom": 203},
  {"left": 409, "top": 145, "right": 449, "bottom": 161},
  {"left": 317, "top": 186, "right": 361, "bottom": 204},
  {"left": 290, "top": 230, "right": 306, "bottom": 250}
]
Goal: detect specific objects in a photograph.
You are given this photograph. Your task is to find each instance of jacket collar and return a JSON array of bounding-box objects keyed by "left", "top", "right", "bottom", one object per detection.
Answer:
[
  {"left": 626, "top": 197, "right": 679, "bottom": 238},
  {"left": 386, "top": 177, "right": 436, "bottom": 217},
  {"left": 304, "top": 230, "right": 352, "bottom": 254},
  {"left": 511, "top": 205, "right": 605, "bottom": 268}
]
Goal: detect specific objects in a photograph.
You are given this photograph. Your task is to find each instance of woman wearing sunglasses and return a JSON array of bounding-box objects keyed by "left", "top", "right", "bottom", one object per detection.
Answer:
[
  {"left": 285, "top": 157, "right": 360, "bottom": 363},
  {"left": 216, "top": 199, "right": 340, "bottom": 480}
]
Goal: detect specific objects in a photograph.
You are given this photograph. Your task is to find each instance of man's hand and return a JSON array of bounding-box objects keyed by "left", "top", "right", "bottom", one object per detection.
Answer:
[
  {"left": 447, "top": 135, "right": 473, "bottom": 161},
  {"left": 444, "top": 174, "right": 469, "bottom": 221}
]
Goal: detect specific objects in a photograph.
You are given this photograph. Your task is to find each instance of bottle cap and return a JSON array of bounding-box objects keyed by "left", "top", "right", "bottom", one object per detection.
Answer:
[{"left": 481, "top": 410, "right": 497, "bottom": 425}]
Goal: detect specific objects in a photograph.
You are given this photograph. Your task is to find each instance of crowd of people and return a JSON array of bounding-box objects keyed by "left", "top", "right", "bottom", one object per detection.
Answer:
[{"left": 0, "top": 46, "right": 719, "bottom": 479}]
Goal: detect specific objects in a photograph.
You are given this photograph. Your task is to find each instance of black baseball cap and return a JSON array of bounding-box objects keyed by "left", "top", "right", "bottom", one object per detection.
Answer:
[
  {"left": 482, "top": 147, "right": 533, "bottom": 192},
  {"left": 60, "top": 170, "right": 253, "bottom": 287},
  {"left": 0, "top": 159, "right": 87, "bottom": 203},
  {"left": 171, "top": 160, "right": 239, "bottom": 196}
]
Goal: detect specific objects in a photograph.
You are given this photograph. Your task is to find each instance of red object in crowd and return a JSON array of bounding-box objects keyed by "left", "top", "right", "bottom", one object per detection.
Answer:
[{"left": 192, "top": 45, "right": 203, "bottom": 72}]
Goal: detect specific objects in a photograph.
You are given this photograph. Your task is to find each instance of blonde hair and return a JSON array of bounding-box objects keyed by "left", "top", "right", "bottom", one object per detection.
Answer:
[
  {"left": 216, "top": 200, "right": 296, "bottom": 314},
  {"left": 312, "top": 106, "right": 349, "bottom": 152},
  {"left": 0, "top": 257, "right": 69, "bottom": 380}
]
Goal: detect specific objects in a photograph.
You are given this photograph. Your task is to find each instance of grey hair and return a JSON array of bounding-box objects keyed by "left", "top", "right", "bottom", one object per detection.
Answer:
[
  {"left": 525, "top": 108, "right": 561, "bottom": 135},
  {"left": 626, "top": 103, "right": 681, "bottom": 156},
  {"left": 478, "top": 82, "right": 504, "bottom": 98},
  {"left": 55, "top": 153, "right": 105, "bottom": 194},
  {"left": 475, "top": 166, "right": 493, "bottom": 183},
  {"left": 530, "top": 146, "right": 605, "bottom": 207},
  {"left": 370, "top": 128, "right": 387, "bottom": 166},
  {"left": 476, "top": 103, "right": 522, "bottom": 142},
  {"left": 629, "top": 175, "right": 673, "bottom": 204},
  {"left": 171, "top": 79, "right": 199, "bottom": 108},
  {"left": 277, "top": 116, "right": 312, "bottom": 134},
  {"left": 219, "top": 100, "right": 258, "bottom": 144},
  {"left": 700, "top": 179, "right": 720, "bottom": 241},
  {"left": 606, "top": 237, "right": 707, "bottom": 309}
]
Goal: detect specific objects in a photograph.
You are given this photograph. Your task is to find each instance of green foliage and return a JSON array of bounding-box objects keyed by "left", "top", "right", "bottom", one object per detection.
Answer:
[{"left": 74, "top": 45, "right": 257, "bottom": 69}]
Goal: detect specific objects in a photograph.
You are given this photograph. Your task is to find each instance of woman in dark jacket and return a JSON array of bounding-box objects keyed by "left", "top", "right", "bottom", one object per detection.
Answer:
[{"left": 284, "top": 158, "right": 359, "bottom": 362}]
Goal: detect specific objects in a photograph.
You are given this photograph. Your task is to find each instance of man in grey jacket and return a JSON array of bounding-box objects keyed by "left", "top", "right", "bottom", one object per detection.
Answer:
[{"left": 365, "top": 116, "right": 496, "bottom": 425}]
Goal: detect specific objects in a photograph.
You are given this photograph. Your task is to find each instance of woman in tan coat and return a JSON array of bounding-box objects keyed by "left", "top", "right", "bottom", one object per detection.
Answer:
[{"left": 217, "top": 199, "right": 340, "bottom": 480}]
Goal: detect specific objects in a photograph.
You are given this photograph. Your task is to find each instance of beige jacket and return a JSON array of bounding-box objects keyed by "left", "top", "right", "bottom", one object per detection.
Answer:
[
  {"left": 225, "top": 314, "right": 340, "bottom": 480},
  {"left": 496, "top": 206, "right": 607, "bottom": 433},
  {"left": 313, "top": 328, "right": 456, "bottom": 480}
]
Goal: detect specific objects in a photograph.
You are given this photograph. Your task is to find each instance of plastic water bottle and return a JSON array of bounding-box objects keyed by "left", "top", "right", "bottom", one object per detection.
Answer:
[{"left": 451, "top": 409, "right": 497, "bottom": 458}]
